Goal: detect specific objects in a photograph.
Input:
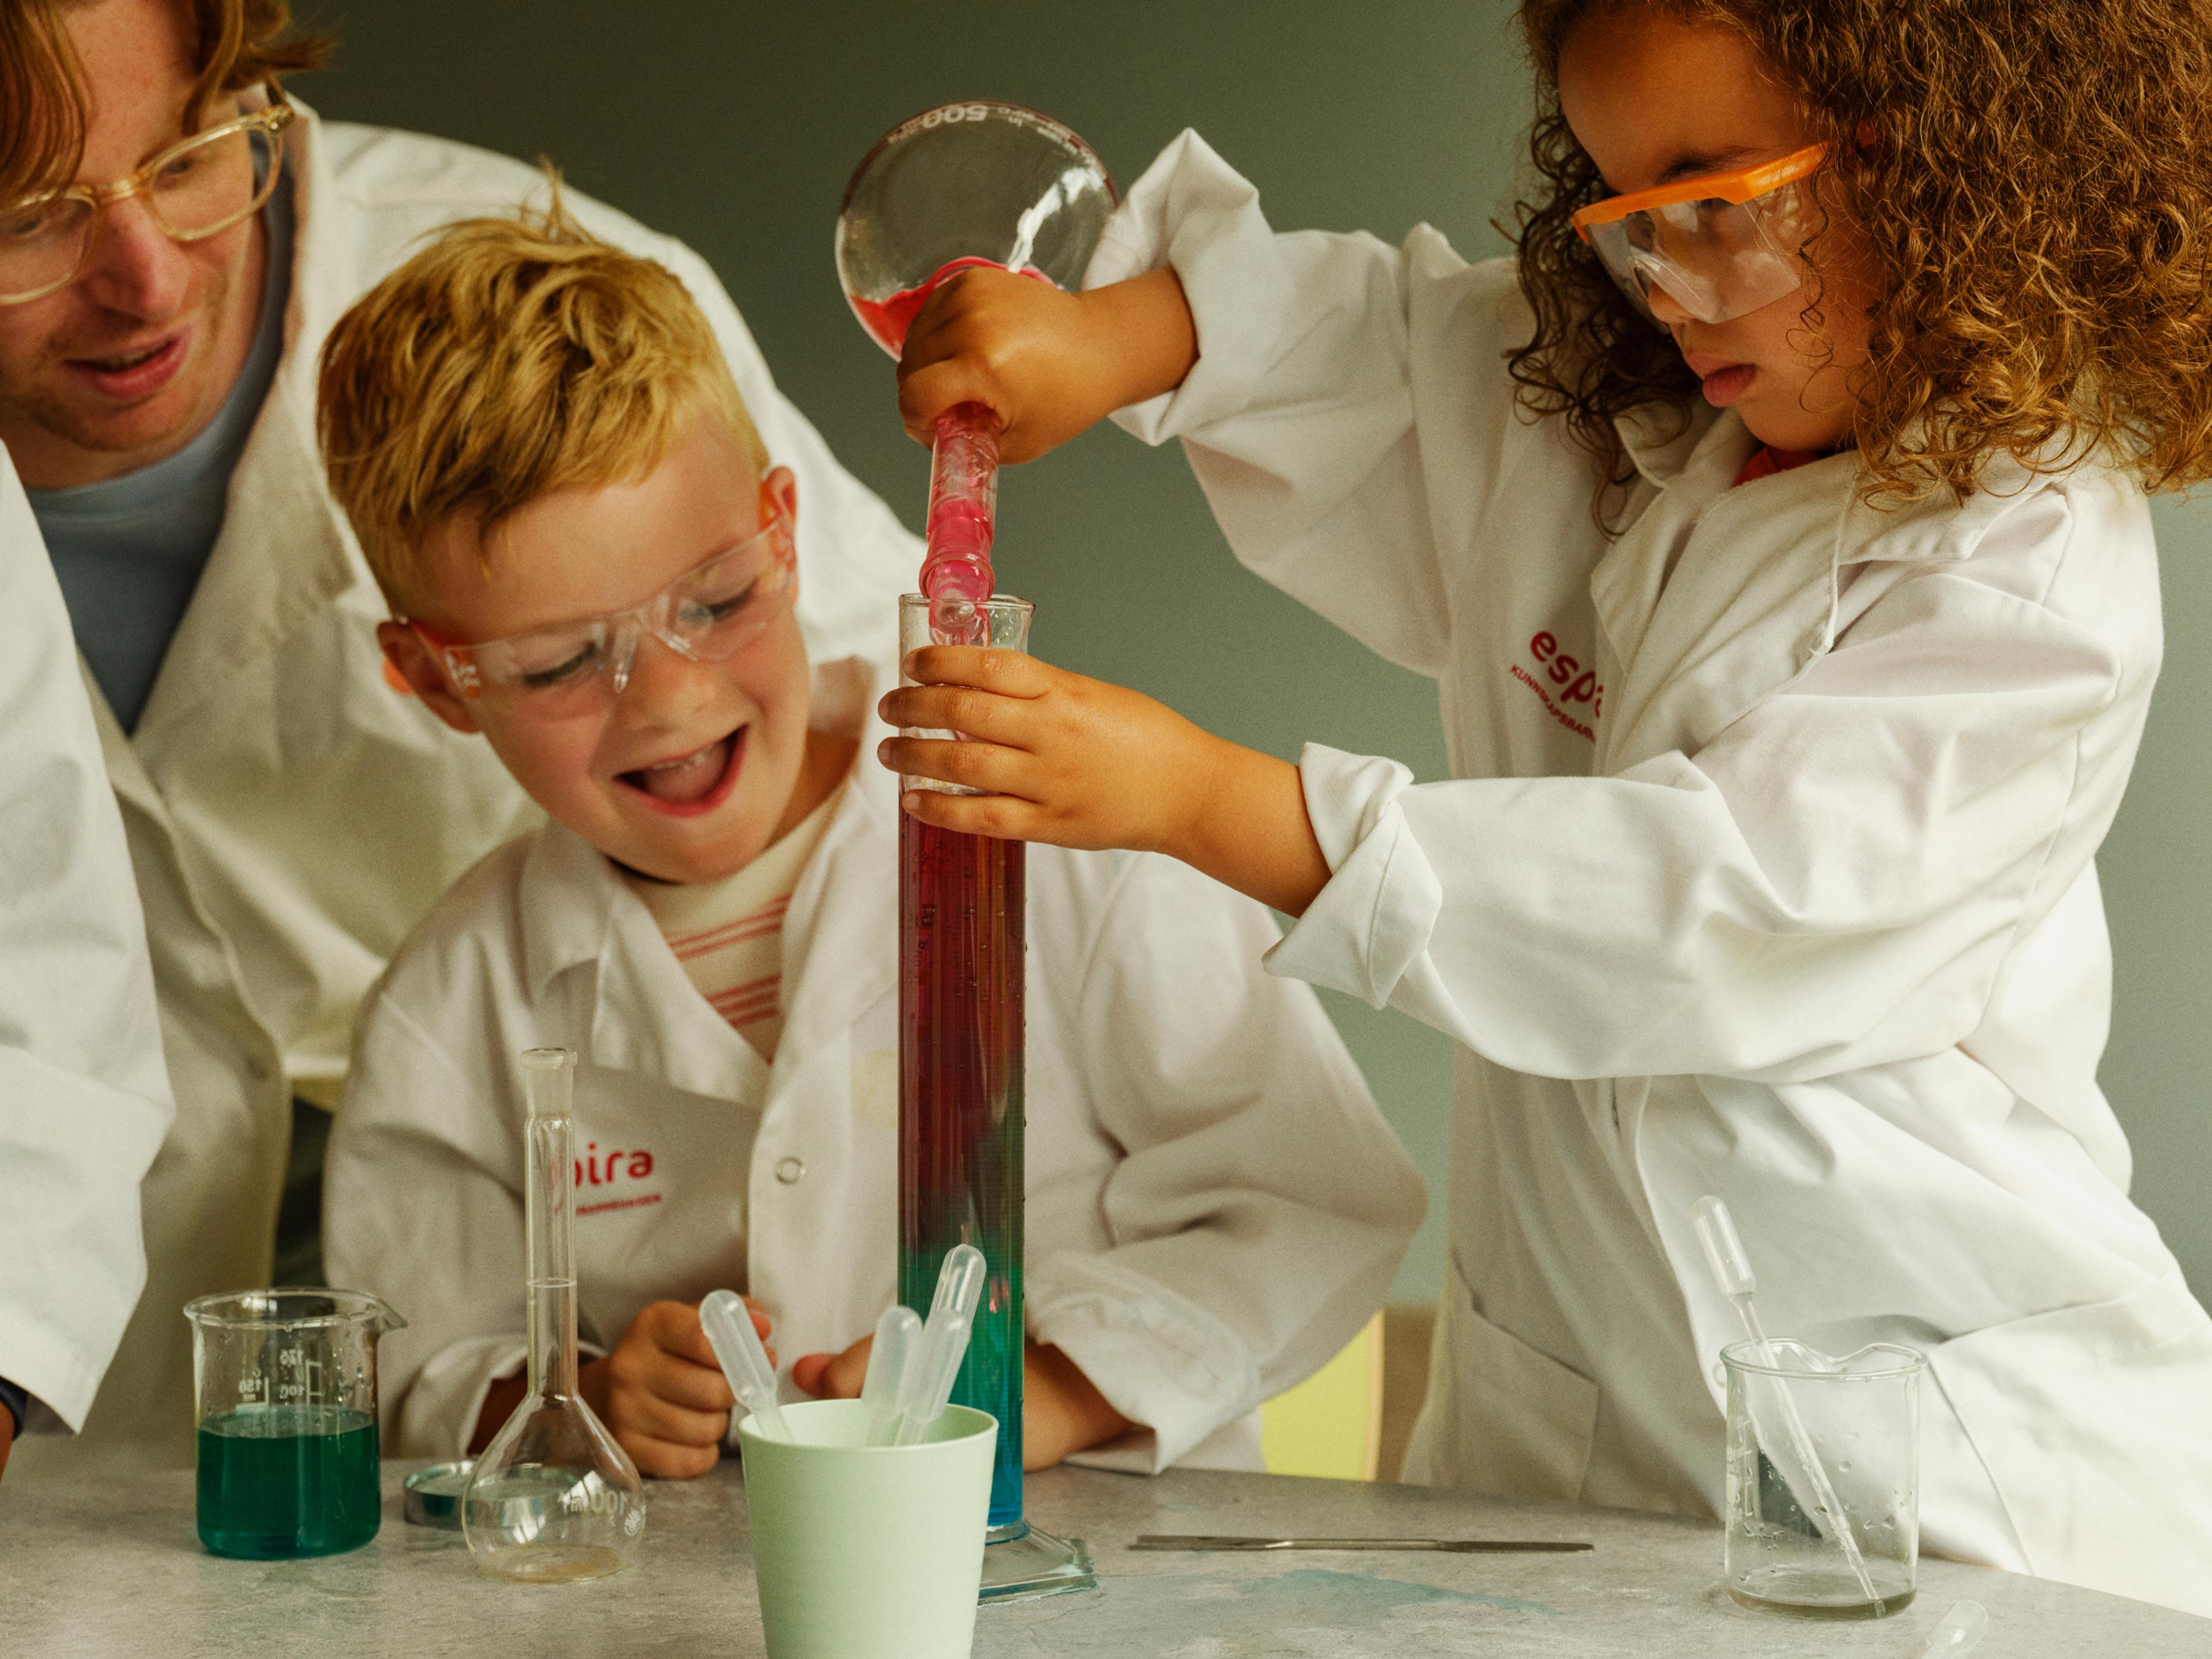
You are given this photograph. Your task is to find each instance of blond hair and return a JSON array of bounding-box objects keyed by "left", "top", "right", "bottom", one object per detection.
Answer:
[
  {"left": 317, "top": 190, "right": 771, "bottom": 609},
  {"left": 1, "top": 0, "right": 329, "bottom": 207}
]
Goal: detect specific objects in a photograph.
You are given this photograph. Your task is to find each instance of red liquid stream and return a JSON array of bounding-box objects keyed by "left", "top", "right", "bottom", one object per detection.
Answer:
[{"left": 849, "top": 259, "right": 1054, "bottom": 637}]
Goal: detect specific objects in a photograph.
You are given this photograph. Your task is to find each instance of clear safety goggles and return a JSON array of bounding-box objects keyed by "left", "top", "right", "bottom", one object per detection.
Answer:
[
  {"left": 1571, "top": 144, "right": 1829, "bottom": 326},
  {"left": 404, "top": 475, "right": 798, "bottom": 719}
]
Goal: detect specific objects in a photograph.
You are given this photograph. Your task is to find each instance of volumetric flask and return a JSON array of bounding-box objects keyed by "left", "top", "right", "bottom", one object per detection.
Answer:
[
  {"left": 1724, "top": 1339, "right": 1924, "bottom": 1618},
  {"left": 184, "top": 1287, "right": 404, "bottom": 1559},
  {"left": 463, "top": 1047, "right": 645, "bottom": 1582}
]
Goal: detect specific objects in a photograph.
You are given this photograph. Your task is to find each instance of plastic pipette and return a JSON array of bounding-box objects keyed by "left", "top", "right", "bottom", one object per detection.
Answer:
[
  {"left": 893, "top": 1244, "right": 987, "bottom": 1446},
  {"left": 861, "top": 1305, "right": 923, "bottom": 1447},
  {"left": 1915, "top": 1601, "right": 1989, "bottom": 1658},
  {"left": 701, "top": 1289, "right": 790, "bottom": 1442},
  {"left": 1690, "top": 1195, "right": 1881, "bottom": 1609}
]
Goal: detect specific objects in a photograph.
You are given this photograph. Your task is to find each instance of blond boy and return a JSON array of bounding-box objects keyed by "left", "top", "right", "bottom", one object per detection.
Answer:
[{"left": 316, "top": 206, "right": 1423, "bottom": 1477}]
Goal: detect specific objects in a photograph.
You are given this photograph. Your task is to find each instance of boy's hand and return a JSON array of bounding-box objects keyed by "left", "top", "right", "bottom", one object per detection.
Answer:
[
  {"left": 467, "top": 1298, "right": 775, "bottom": 1479},
  {"left": 897, "top": 268, "right": 1198, "bottom": 464},
  {"left": 792, "top": 1336, "right": 1131, "bottom": 1471},
  {"left": 876, "top": 650, "right": 1331, "bottom": 917},
  {"left": 586, "top": 1299, "right": 767, "bottom": 1479}
]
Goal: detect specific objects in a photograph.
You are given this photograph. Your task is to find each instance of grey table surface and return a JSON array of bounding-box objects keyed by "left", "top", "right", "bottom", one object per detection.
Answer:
[{"left": 2, "top": 1458, "right": 2203, "bottom": 1657}]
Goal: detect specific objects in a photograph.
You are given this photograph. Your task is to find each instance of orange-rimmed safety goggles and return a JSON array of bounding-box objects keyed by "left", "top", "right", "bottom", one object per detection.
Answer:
[
  {"left": 399, "top": 472, "right": 798, "bottom": 719},
  {"left": 1571, "top": 143, "right": 1829, "bottom": 325}
]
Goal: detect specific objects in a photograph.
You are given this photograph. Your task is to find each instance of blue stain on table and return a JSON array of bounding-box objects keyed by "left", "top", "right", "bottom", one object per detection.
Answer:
[{"left": 1014, "top": 1567, "right": 1561, "bottom": 1655}]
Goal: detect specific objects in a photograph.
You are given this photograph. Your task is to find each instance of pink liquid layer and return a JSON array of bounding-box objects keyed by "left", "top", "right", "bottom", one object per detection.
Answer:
[{"left": 846, "top": 257, "right": 1054, "bottom": 357}]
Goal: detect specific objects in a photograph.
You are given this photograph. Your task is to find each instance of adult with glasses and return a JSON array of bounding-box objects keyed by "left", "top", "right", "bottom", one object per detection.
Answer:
[{"left": 0, "top": 0, "right": 919, "bottom": 1477}]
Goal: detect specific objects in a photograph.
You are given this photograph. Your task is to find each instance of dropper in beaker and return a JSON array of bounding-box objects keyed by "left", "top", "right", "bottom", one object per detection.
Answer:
[{"left": 1691, "top": 1194, "right": 1880, "bottom": 1609}]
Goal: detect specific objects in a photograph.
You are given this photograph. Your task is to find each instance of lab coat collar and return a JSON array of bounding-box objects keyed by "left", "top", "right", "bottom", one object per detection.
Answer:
[
  {"left": 1838, "top": 445, "right": 2054, "bottom": 567},
  {"left": 1612, "top": 399, "right": 1726, "bottom": 488},
  {"left": 514, "top": 653, "right": 900, "bottom": 1093},
  {"left": 129, "top": 100, "right": 359, "bottom": 744},
  {"left": 1612, "top": 395, "right": 2061, "bottom": 570}
]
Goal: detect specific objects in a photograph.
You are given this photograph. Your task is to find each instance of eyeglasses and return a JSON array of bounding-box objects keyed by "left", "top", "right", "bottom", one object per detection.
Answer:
[
  {"left": 1571, "top": 144, "right": 1829, "bottom": 326},
  {"left": 0, "top": 93, "right": 294, "bottom": 306},
  {"left": 403, "top": 483, "right": 800, "bottom": 720}
]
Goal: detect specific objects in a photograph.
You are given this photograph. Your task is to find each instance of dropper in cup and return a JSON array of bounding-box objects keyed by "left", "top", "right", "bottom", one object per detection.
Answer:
[
  {"left": 893, "top": 1244, "right": 986, "bottom": 1447},
  {"left": 861, "top": 1305, "right": 922, "bottom": 1447},
  {"left": 1690, "top": 1195, "right": 1881, "bottom": 1611},
  {"left": 702, "top": 1289, "right": 790, "bottom": 1442}
]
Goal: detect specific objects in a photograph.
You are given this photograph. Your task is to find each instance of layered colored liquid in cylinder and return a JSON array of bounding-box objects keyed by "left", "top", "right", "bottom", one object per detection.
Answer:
[
  {"left": 899, "top": 812, "right": 1025, "bottom": 1529},
  {"left": 196, "top": 1404, "right": 381, "bottom": 1559}
]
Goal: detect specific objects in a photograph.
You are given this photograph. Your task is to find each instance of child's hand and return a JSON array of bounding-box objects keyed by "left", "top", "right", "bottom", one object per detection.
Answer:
[
  {"left": 586, "top": 1298, "right": 772, "bottom": 1480},
  {"left": 878, "top": 649, "right": 1222, "bottom": 855},
  {"left": 877, "top": 650, "right": 1331, "bottom": 917},
  {"left": 897, "top": 267, "right": 1198, "bottom": 464},
  {"left": 792, "top": 1335, "right": 1130, "bottom": 1471}
]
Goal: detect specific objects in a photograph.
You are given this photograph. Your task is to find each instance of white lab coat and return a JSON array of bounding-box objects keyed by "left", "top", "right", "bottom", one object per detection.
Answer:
[
  {"left": 5, "top": 103, "right": 922, "bottom": 1476},
  {"left": 324, "top": 654, "right": 1423, "bottom": 1472},
  {"left": 0, "top": 453, "right": 173, "bottom": 1441},
  {"left": 1088, "top": 131, "right": 2212, "bottom": 1615}
]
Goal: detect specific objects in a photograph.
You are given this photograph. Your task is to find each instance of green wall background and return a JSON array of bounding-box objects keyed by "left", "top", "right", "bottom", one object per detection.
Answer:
[{"left": 296, "top": 1, "right": 2210, "bottom": 1308}]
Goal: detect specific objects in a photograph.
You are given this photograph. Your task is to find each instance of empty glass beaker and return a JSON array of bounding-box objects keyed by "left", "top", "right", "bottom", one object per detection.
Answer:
[
  {"left": 1724, "top": 1339, "right": 1925, "bottom": 1618},
  {"left": 184, "top": 1287, "right": 404, "bottom": 1559}
]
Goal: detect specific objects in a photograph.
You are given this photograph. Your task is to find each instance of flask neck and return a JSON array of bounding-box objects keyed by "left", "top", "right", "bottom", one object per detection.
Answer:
[{"left": 524, "top": 1111, "right": 582, "bottom": 1400}]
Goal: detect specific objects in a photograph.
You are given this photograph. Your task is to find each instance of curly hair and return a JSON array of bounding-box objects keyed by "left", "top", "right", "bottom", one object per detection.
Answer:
[
  {"left": 1509, "top": 0, "right": 2212, "bottom": 509},
  {"left": 0, "top": 0, "right": 329, "bottom": 207}
]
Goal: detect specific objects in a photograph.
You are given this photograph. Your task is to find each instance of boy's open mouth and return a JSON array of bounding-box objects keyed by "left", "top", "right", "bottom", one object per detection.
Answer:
[{"left": 618, "top": 727, "right": 745, "bottom": 818}]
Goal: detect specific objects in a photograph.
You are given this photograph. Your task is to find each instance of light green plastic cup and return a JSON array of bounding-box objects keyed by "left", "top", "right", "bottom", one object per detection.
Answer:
[{"left": 738, "top": 1398, "right": 998, "bottom": 1659}]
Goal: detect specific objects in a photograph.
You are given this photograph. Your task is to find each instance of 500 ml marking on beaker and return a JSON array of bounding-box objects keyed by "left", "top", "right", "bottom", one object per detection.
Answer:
[{"left": 197, "top": 1403, "right": 380, "bottom": 1559}]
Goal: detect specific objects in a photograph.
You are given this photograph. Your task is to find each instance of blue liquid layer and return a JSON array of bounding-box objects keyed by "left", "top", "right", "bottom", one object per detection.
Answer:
[{"left": 196, "top": 1404, "right": 381, "bottom": 1559}]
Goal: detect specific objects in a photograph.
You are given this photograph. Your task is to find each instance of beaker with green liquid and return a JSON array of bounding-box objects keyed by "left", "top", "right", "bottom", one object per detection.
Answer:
[{"left": 184, "top": 1288, "right": 405, "bottom": 1559}]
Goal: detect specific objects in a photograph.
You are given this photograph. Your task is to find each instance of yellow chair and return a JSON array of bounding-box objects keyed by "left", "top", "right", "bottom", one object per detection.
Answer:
[{"left": 1259, "top": 1312, "right": 1384, "bottom": 1480}]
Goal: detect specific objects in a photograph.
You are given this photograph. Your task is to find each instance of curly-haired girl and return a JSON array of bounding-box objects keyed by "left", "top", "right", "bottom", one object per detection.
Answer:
[{"left": 878, "top": 0, "right": 2212, "bottom": 1615}]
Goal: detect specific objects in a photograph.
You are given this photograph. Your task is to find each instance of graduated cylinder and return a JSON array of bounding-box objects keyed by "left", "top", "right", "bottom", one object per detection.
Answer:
[{"left": 896, "top": 592, "right": 1032, "bottom": 1533}]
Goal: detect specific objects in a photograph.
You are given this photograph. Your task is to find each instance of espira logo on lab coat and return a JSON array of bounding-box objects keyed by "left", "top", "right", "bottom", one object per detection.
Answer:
[
  {"left": 575, "top": 1139, "right": 662, "bottom": 1218},
  {"left": 1509, "top": 630, "right": 1604, "bottom": 743}
]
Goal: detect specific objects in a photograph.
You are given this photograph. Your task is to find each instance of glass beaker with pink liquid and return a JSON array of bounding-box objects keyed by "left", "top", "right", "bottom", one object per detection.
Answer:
[{"left": 835, "top": 101, "right": 1116, "bottom": 643}]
